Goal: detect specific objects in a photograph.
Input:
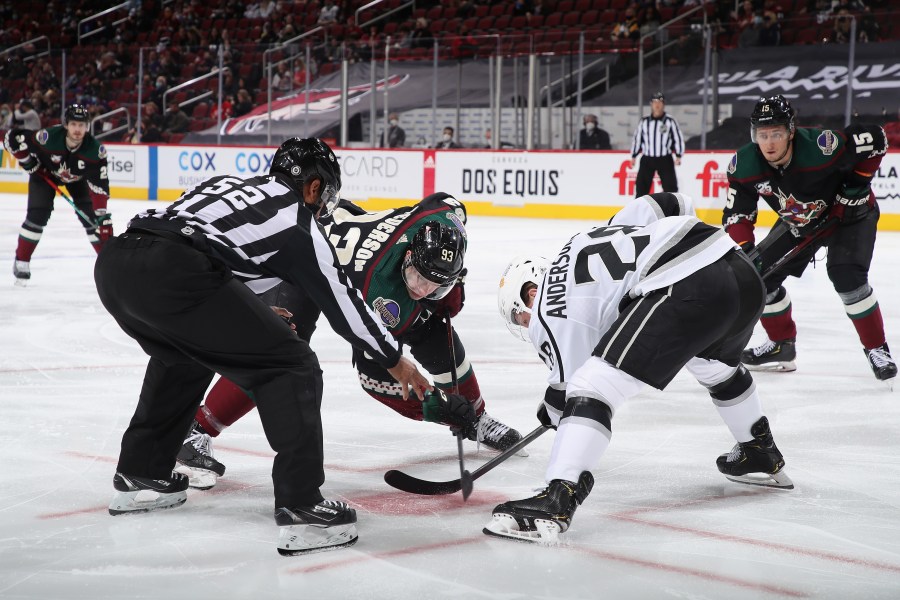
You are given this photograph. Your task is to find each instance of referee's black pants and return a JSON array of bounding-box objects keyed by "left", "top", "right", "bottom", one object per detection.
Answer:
[
  {"left": 94, "top": 231, "right": 325, "bottom": 509},
  {"left": 635, "top": 155, "right": 678, "bottom": 198}
]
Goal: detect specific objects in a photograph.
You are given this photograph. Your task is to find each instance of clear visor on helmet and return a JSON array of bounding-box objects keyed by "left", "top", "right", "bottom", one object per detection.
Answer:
[
  {"left": 750, "top": 124, "right": 790, "bottom": 144},
  {"left": 401, "top": 256, "right": 442, "bottom": 300},
  {"left": 423, "top": 277, "right": 459, "bottom": 301},
  {"left": 317, "top": 183, "right": 341, "bottom": 218},
  {"left": 504, "top": 304, "right": 532, "bottom": 342}
]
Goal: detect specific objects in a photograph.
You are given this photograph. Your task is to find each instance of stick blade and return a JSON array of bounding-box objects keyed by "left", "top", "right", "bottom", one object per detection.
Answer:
[
  {"left": 383, "top": 469, "right": 462, "bottom": 496},
  {"left": 461, "top": 470, "right": 473, "bottom": 500}
]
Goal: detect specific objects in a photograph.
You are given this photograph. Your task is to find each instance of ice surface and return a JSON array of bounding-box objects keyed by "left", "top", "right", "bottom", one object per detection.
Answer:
[{"left": 0, "top": 194, "right": 898, "bottom": 599}]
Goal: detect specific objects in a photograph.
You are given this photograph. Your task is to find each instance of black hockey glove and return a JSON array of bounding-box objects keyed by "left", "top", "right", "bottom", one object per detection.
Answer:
[
  {"left": 831, "top": 189, "right": 871, "bottom": 224},
  {"left": 20, "top": 155, "right": 41, "bottom": 174},
  {"left": 738, "top": 240, "right": 762, "bottom": 273},
  {"left": 536, "top": 403, "right": 557, "bottom": 430},
  {"left": 422, "top": 389, "right": 476, "bottom": 429}
]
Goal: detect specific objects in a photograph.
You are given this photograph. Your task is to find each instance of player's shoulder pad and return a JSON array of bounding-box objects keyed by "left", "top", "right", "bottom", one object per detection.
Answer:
[
  {"left": 726, "top": 142, "right": 764, "bottom": 180},
  {"left": 842, "top": 122, "right": 888, "bottom": 158}
]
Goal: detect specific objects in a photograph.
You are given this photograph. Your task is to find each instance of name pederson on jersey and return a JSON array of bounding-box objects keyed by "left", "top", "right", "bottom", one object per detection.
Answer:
[
  {"left": 129, "top": 172, "right": 401, "bottom": 368},
  {"left": 324, "top": 192, "right": 467, "bottom": 338},
  {"left": 723, "top": 125, "right": 886, "bottom": 245},
  {"left": 3, "top": 125, "right": 110, "bottom": 205},
  {"left": 527, "top": 216, "right": 738, "bottom": 387}
]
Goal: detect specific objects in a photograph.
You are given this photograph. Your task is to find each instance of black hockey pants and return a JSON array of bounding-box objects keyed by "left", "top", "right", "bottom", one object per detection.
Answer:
[{"left": 94, "top": 230, "right": 326, "bottom": 508}]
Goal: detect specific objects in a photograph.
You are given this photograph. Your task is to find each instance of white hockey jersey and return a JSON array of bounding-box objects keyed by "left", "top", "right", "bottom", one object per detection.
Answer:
[{"left": 527, "top": 216, "right": 739, "bottom": 385}]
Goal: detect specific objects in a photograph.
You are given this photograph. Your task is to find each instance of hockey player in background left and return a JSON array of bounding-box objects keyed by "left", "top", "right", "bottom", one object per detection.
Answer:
[
  {"left": 3, "top": 104, "right": 113, "bottom": 285},
  {"left": 724, "top": 95, "right": 895, "bottom": 385},
  {"left": 483, "top": 192, "right": 792, "bottom": 545}
]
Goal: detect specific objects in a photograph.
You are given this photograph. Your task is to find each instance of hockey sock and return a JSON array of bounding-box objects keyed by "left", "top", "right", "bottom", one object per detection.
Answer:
[
  {"left": 760, "top": 286, "right": 796, "bottom": 341},
  {"left": 16, "top": 221, "right": 42, "bottom": 261},
  {"left": 435, "top": 368, "right": 484, "bottom": 414},
  {"left": 842, "top": 289, "right": 886, "bottom": 350},
  {"left": 714, "top": 387, "right": 764, "bottom": 443},
  {"left": 546, "top": 397, "right": 612, "bottom": 483},
  {"left": 195, "top": 378, "right": 256, "bottom": 437}
]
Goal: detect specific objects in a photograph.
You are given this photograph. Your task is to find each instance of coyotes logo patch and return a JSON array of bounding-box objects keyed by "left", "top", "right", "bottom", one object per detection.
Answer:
[{"left": 778, "top": 193, "right": 827, "bottom": 227}]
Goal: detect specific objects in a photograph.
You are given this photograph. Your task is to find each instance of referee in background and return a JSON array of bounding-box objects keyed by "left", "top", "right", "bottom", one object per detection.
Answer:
[{"left": 630, "top": 91, "right": 685, "bottom": 197}]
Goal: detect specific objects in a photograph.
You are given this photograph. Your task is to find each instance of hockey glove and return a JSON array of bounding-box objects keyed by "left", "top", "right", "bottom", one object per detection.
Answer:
[
  {"left": 20, "top": 155, "right": 42, "bottom": 174},
  {"left": 831, "top": 189, "right": 871, "bottom": 224},
  {"left": 94, "top": 209, "right": 114, "bottom": 243},
  {"left": 738, "top": 240, "right": 762, "bottom": 273},
  {"left": 536, "top": 403, "right": 557, "bottom": 430},
  {"left": 422, "top": 389, "right": 476, "bottom": 429}
]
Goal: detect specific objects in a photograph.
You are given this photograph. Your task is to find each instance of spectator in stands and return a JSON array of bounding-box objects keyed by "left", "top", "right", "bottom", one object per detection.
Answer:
[
  {"left": 272, "top": 62, "right": 293, "bottom": 92},
  {"left": 163, "top": 101, "right": 190, "bottom": 134},
  {"left": 409, "top": 17, "right": 432, "bottom": 50},
  {"left": 434, "top": 126, "right": 461, "bottom": 149},
  {"left": 578, "top": 114, "right": 612, "bottom": 150},
  {"left": 738, "top": 12, "right": 762, "bottom": 47},
  {"left": 211, "top": 96, "right": 234, "bottom": 121},
  {"left": 858, "top": 6, "right": 880, "bottom": 42},
  {"left": 150, "top": 75, "right": 168, "bottom": 109},
  {"left": 319, "top": 0, "right": 340, "bottom": 25},
  {"left": 610, "top": 6, "right": 640, "bottom": 43},
  {"left": 758, "top": 11, "right": 781, "bottom": 45},
  {"left": 667, "top": 33, "right": 700, "bottom": 66},
  {"left": 380, "top": 112, "right": 406, "bottom": 148},
  {"left": 831, "top": 8, "right": 853, "bottom": 43},
  {"left": 97, "top": 52, "right": 124, "bottom": 82},
  {"left": 0, "top": 104, "right": 13, "bottom": 130},
  {"left": 232, "top": 89, "right": 254, "bottom": 118},
  {"left": 258, "top": 21, "right": 277, "bottom": 44},
  {"left": 513, "top": 0, "right": 534, "bottom": 17},
  {"left": 13, "top": 99, "right": 41, "bottom": 131}
]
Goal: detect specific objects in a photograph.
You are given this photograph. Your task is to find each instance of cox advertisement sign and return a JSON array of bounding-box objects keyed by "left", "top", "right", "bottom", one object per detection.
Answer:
[{"left": 156, "top": 146, "right": 424, "bottom": 202}]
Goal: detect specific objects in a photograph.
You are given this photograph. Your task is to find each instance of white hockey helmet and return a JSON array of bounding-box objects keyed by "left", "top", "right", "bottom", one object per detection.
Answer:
[{"left": 498, "top": 255, "right": 549, "bottom": 341}]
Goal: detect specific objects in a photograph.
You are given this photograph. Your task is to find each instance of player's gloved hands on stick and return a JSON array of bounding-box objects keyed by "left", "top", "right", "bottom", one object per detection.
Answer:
[
  {"left": 536, "top": 403, "right": 558, "bottom": 430},
  {"left": 422, "top": 389, "right": 476, "bottom": 429},
  {"left": 94, "top": 209, "right": 114, "bottom": 243}
]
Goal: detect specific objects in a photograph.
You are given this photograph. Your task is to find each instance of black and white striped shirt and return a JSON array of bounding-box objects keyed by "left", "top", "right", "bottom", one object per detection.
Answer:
[
  {"left": 129, "top": 172, "right": 401, "bottom": 368},
  {"left": 630, "top": 113, "right": 685, "bottom": 159}
]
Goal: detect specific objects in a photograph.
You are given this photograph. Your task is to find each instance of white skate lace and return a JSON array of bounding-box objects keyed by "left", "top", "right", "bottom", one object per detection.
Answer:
[
  {"left": 478, "top": 413, "right": 511, "bottom": 443},
  {"left": 868, "top": 347, "right": 895, "bottom": 369},
  {"left": 725, "top": 443, "right": 743, "bottom": 463},
  {"left": 186, "top": 430, "right": 213, "bottom": 457},
  {"left": 752, "top": 339, "right": 777, "bottom": 357}
]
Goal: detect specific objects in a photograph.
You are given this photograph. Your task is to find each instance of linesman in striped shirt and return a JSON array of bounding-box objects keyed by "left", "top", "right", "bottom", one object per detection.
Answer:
[{"left": 630, "top": 91, "right": 685, "bottom": 197}]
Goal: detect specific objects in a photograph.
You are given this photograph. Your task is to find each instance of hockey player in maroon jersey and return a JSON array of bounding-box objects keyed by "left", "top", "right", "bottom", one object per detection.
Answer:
[
  {"left": 724, "top": 95, "right": 895, "bottom": 385},
  {"left": 4, "top": 104, "right": 112, "bottom": 284},
  {"left": 175, "top": 194, "right": 524, "bottom": 490}
]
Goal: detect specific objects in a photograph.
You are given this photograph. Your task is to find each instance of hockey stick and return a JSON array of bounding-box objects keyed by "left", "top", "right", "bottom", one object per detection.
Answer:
[
  {"left": 37, "top": 171, "right": 95, "bottom": 226},
  {"left": 384, "top": 424, "right": 550, "bottom": 496},
  {"left": 446, "top": 315, "right": 474, "bottom": 500},
  {"left": 761, "top": 217, "right": 838, "bottom": 282}
]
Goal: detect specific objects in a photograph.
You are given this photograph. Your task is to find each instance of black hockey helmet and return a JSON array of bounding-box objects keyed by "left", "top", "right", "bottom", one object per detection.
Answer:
[
  {"left": 64, "top": 104, "right": 90, "bottom": 124},
  {"left": 403, "top": 221, "right": 465, "bottom": 299},
  {"left": 750, "top": 95, "right": 795, "bottom": 141},
  {"left": 270, "top": 137, "right": 342, "bottom": 217}
]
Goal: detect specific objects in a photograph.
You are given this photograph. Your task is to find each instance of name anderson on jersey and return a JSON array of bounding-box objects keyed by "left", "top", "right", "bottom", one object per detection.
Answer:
[{"left": 545, "top": 237, "right": 575, "bottom": 318}]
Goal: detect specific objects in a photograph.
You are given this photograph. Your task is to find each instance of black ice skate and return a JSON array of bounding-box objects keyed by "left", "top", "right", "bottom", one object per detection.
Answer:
[
  {"left": 467, "top": 412, "right": 525, "bottom": 454},
  {"left": 13, "top": 260, "right": 30, "bottom": 287},
  {"left": 483, "top": 471, "right": 594, "bottom": 544},
  {"left": 741, "top": 338, "right": 796, "bottom": 372},
  {"left": 175, "top": 423, "right": 226, "bottom": 490},
  {"left": 864, "top": 343, "right": 897, "bottom": 388},
  {"left": 275, "top": 501, "right": 359, "bottom": 556},
  {"left": 108, "top": 471, "right": 189, "bottom": 515},
  {"left": 716, "top": 416, "right": 793, "bottom": 489}
]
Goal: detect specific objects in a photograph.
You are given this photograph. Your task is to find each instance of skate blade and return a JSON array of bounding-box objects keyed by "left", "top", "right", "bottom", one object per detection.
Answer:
[
  {"left": 482, "top": 514, "right": 561, "bottom": 544},
  {"left": 13, "top": 278, "right": 28, "bottom": 287},
  {"left": 277, "top": 523, "right": 359, "bottom": 556},
  {"left": 108, "top": 489, "right": 187, "bottom": 515},
  {"left": 724, "top": 469, "right": 794, "bottom": 490},
  {"left": 173, "top": 463, "right": 218, "bottom": 490},
  {"left": 744, "top": 361, "right": 796, "bottom": 373}
]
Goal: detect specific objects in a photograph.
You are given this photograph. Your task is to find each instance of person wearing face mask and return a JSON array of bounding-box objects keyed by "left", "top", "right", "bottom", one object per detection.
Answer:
[
  {"left": 379, "top": 112, "right": 406, "bottom": 148},
  {"left": 434, "top": 126, "right": 461, "bottom": 149},
  {"left": 577, "top": 114, "right": 611, "bottom": 150}
]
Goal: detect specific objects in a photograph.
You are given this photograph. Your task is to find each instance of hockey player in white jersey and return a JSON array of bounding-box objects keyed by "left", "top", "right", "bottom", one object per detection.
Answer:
[{"left": 484, "top": 192, "right": 792, "bottom": 544}]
